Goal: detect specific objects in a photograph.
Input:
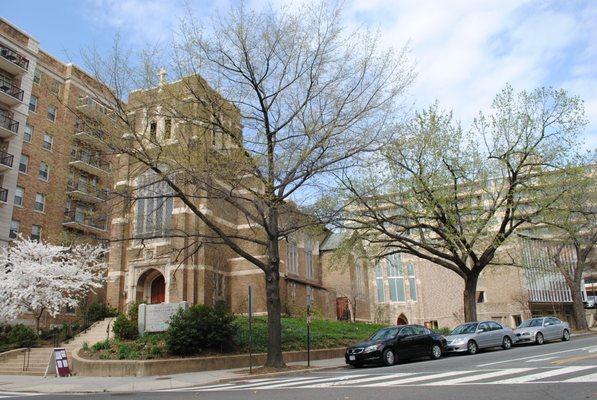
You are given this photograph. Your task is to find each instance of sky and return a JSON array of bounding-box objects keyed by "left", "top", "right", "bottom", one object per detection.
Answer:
[{"left": 4, "top": 0, "right": 596, "bottom": 149}]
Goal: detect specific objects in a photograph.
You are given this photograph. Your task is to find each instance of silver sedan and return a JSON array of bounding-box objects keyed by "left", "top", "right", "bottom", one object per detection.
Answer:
[
  {"left": 513, "top": 316, "right": 571, "bottom": 345},
  {"left": 444, "top": 321, "right": 515, "bottom": 355}
]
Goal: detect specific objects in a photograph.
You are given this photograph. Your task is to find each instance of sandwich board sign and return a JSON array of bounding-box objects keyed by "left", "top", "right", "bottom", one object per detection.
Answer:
[{"left": 44, "top": 348, "right": 71, "bottom": 377}]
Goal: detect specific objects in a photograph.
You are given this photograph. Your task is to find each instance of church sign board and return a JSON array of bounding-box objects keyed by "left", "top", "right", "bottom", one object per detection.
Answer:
[{"left": 138, "top": 301, "right": 188, "bottom": 335}]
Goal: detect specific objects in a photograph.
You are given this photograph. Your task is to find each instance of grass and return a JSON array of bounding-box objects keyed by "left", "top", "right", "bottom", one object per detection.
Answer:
[{"left": 82, "top": 316, "right": 386, "bottom": 360}]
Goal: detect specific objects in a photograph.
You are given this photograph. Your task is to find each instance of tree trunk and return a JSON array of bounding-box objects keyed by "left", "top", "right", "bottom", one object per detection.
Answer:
[
  {"left": 569, "top": 279, "right": 589, "bottom": 331},
  {"left": 463, "top": 273, "right": 480, "bottom": 322},
  {"left": 264, "top": 216, "right": 285, "bottom": 368}
]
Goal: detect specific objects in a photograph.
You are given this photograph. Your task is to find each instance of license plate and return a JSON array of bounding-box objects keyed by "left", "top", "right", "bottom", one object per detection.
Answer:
[{"left": 349, "top": 355, "right": 355, "bottom": 361}]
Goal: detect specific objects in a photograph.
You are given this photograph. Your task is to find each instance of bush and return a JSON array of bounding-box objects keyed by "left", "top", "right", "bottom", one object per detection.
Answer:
[
  {"left": 82, "top": 302, "right": 118, "bottom": 325},
  {"left": 92, "top": 339, "right": 111, "bottom": 351},
  {"left": 112, "top": 314, "right": 138, "bottom": 340},
  {"left": 7, "top": 324, "right": 38, "bottom": 348},
  {"left": 166, "top": 303, "right": 236, "bottom": 356},
  {"left": 127, "top": 301, "right": 145, "bottom": 322},
  {"left": 433, "top": 327, "right": 452, "bottom": 336}
]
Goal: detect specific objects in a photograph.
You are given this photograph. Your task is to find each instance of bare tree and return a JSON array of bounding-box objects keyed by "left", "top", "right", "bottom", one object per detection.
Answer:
[
  {"left": 340, "top": 86, "right": 587, "bottom": 322},
  {"left": 77, "top": 1, "right": 412, "bottom": 367}
]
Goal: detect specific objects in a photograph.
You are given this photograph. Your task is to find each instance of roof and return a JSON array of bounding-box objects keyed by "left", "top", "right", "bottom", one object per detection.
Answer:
[{"left": 320, "top": 231, "right": 347, "bottom": 251}]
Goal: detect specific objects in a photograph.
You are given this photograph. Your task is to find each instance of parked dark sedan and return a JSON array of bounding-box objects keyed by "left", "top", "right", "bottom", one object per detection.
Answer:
[{"left": 345, "top": 324, "right": 447, "bottom": 367}]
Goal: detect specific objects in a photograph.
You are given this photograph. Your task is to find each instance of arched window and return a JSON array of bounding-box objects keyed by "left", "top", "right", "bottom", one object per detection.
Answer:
[
  {"left": 387, "top": 254, "right": 405, "bottom": 302},
  {"left": 135, "top": 170, "right": 173, "bottom": 238}
]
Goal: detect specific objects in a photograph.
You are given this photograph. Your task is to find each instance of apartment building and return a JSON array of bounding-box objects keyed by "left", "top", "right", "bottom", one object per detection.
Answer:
[
  {"left": 0, "top": 18, "right": 112, "bottom": 249},
  {"left": 105, "top": 75, "right": 336, "bottom": 318}
]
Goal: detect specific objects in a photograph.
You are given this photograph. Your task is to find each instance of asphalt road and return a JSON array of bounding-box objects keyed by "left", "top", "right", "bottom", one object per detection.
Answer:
[{"left": 3, "top": 335, "right": 597, "bottom": 400}]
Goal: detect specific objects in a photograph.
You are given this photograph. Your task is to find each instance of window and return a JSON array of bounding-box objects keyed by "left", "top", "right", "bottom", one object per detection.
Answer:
[
  {"left": 287, "top": 241, "right": 298, "bottom": 274},
  {"left": 42, "top": 133, "right": 53, "bottom": 150},
  {"left": 288, "top": 282, "right": 296, "bottom": 300},
  {"left": 387, "top": 254, "right": 405, "bottom": 302},
  {"left": 375, "top": 264, "right": 385, "bottom": 302},
  {"left": 30, "top": 225, "right": 42, "bottom": 242},
  {"left": 305, "top": 238, "right": 313, "bottom": 279},
  {"left": 355, "top": 260, "right": 365, "bottom": 295},
  {"left": 28, "top": 95, "right": 37, "bottom": 112},
  {"left": 488, "top": 321, "right": 502, "bottom": 331},
  {"left": 149, "top": 122, "right": 157, "bottom": 140},
  {"left": 425, "top": 320, "right": 439, "bottom": 329},
  {"left": 14, "top": 186, "right": 24, "bottom": 206},
  {"left": 135, "top": 171, "right": 173, "bottom": 238},
  {"left": 9, "top": 220, "right": 19, "bottom": 239},
  {"left": 24, "top": 124, "right": 33, "bottom": 142},
  {"left": 18, "top": 154, "right": 28, "bottom": 173},
  {"left": 407, "top": 262, "right": 417, "bottom": 301},
  {"left": 164, "top": 118, "right": 172, "bottom": 139},
  {"left": 34, "top": 193, "right": 45, "bottom": 212},
  {"left": 512, "top": 315, "right": 522, "bottom": 327},
  {"left": 47, "top": 105, "right": 57, "bottom": 122},
  {"left": 50, "top": 80, "right": 61, "bottom": 95},
  {"left": 476, "top": 291, "right": 486, "bottom": 303},
  {"left": 38, "top": 161, "right": 49, "bottom": 181},
  {"left": 33, "top": 69, "right": 41, "bottom": 84},
  {"left": 478, "top": 322, "right": 489, "bottom": 332},
  {"left": 399, "top": 326, "right": 415, "bottom": 337}
]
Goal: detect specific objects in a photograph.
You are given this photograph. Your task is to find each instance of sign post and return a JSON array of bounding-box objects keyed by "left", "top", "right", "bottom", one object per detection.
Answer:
[
  {"left": 248, "top": 285, "right": 253, "bottom": 374},
  {"left": 307, "top": 303, "right": 311, "bottom": 368}
]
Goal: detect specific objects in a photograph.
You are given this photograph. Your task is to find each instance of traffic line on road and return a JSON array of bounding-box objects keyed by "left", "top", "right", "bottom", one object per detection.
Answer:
[
  {"left": 561, "top": 372, "right": 597, "bottom": 383},
  {"left": 422, "top": 368, "right": 534, "bottom": 386},
  {"left": 0, "top": 393, "right": 40, "bottom": 399},
  {"left": 551, "top": 353, "right": 597, "bottom": 365},
  {"left": 304, "top": 372, "right": 414, "bottom": 387},
  {"left": 197, "top": 376, "right": 321, "bottom": 391},
  {"left": 477, "top": 346, "right": 597, "bottom": 367},
  {"left": 357, "top": 370, "right": 475, "bottom": 387},
  {"left": 238, "top": 374, "right": 364, "bottom": 390},
  {"left": 492, "top": 366, "right": 594, "bottom": 384}
]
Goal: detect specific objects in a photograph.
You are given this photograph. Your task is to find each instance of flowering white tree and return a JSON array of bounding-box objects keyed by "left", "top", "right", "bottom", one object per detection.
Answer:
[{"left": 0, "top": 237, "right": 107, "bottom": 333}]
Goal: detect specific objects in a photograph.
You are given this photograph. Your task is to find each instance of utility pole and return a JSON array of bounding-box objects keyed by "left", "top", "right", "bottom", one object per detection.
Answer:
[{"left": 248, "top": 285, "right": 253, "bottom": 374}]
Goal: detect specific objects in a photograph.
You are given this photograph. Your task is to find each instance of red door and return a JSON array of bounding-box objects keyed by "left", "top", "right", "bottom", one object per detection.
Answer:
[
  {"left": 336, "top": 297, "right": 351, "bottom": 321},
  {"left": 150, "top": 275, "right": 165, "bottom": 304}
]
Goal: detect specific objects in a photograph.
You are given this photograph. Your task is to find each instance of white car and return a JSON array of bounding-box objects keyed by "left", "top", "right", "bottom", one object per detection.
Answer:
[{"left": 513, "top": 316, "right": 571, "bottom": 345}]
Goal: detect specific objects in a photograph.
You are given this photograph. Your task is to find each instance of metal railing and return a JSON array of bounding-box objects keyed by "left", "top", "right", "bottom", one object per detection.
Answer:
[
  {"left": 0, "top": 114, "right": 19, "bottom": 133},
  {"left": 0, "top": 149, "right": 14, "bottom": 168},
  {"left": 67, "top": 180, "right": 108, "bottom": 200},
  {"left": 70, "top": 149, "right": 110, "bottom": 172},
  {"left": 0, "top": 45, "right": 29, "bottom": 70},
  {"left": 0, "top": 79, "right": 24, "bottom": 101},
  {"left": 64, "top": 208, "right": 107, "bottom": 231}
]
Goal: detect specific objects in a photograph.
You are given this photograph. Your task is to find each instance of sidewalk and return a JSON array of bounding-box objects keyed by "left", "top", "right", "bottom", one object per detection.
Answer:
[{"left": 0, "top": 357, "right": 346, "bottom": 394}]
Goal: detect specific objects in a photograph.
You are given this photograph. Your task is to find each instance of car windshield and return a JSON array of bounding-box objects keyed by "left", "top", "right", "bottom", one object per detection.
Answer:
[
  {"left": 518, "top": 318, "right": 544, "bottom": 328},
  {"left": 451, "top": 323, "right": 478, "bottom": 335},
  {"left": 369, "top": 327, "right": 399, "bottom": 341}
]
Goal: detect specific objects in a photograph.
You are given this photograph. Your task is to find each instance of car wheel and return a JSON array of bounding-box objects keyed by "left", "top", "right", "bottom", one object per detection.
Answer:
[
  {"left": 467, "top": 340, "right": 478, "bottom": 355},
  {"left": 382, "top": 348, "right": 395, "bottom": 366},
  {"left": 430, "top": 344, "right": 442, "bottom": 360},
  {"left": 562, "top": 329, "right": 570, "bottom": 342},
  {"left": 535, "top": 332, "right": 544, "bottom": 345},
  {"left": 502, "top": 336, "right": 512, "bottom": 350}
]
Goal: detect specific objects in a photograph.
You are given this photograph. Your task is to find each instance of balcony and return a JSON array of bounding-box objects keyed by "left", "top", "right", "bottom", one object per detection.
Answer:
[
  {"left": 66, "top": 180, "right": 108, "bottom": 204},
  {"left": 0, "top": 114, "right": 18, "bottom": 139},
  {"left": 69, "top": 150, "right": 110, "bottom": 178},
  {"left": 0, "top": 80, "right": 23, "bottom": 106},
  {"left": 0, "top": 187, "right": 7, "bottom": 203},
  {"left": 0, "top": 150, "right": 14, "bottom": 172},
  {"left": 0, "top": 45, "right": 29, "bottom": 75},
  {"left": 62, "top": 209, "right": 107, "bottom": 234},
  {"left": 74, "top": 129, "right": 107, "bottom": 149}
]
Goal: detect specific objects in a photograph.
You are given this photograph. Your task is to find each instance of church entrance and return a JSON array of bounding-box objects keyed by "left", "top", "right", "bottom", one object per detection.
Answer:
[
  {"left": 396, "top": 313, "right": 408, "bottom": 325},
  {"left": 150, "top": 275, "right": 165, "bottom": 304}
]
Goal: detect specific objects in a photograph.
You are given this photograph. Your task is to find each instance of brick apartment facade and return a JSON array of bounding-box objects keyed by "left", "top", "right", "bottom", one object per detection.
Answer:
[{"left": 0, "top": 18, "right": 112, "bottom": 326}]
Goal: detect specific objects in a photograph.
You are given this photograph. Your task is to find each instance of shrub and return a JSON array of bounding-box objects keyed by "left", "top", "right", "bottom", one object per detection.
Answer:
[
  {"left": 433, "top": 327, "right": 452, "bottom": 336},
  {"left": 166, "top": 303, "right": 236, "bottom": 356},
  {"left": 7, "top": 324, "right": 37, "bottom": 348},
  {"left": 127, "top": 301, "right": 145, "bottom": 322},
  {"left": 82, "top": 302, "right": 118, "bottom": 325},
  {"left": 92, "top": 339, "right": 111, "bottom": 351},
  {"left": 112, "top": 314, "right": 139, "bottom": 340}
]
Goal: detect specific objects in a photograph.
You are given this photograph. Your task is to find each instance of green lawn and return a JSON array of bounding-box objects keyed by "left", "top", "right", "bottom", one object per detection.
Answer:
[{"left": 82, "top": 316, "right": 387, "bottom": 360}]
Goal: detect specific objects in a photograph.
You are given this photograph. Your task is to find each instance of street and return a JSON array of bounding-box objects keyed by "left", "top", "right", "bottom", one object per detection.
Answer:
[{"left": 1, "top": 335, "right": 595, "bottom": 400}]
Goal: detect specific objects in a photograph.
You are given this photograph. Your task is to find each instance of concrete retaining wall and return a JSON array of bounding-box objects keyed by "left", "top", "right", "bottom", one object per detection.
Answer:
[{"left": 72, "top": 347, "right": 346, "bottom": 377}]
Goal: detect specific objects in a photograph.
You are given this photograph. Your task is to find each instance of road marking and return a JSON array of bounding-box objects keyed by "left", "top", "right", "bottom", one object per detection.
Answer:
[
  {"left": 562, "top": 372, "right": 597, "bottom": 383},
  {"left": 234, "top": 374, "right": 363, "bottom": 390},
  {"left": 492, "top": 366, "right": 594, "bottom": 384},
  {"left": 422, "top": 368, "right": 534, "bottom": 386},
  {"left": 305, "top": 372, "right": 414, "bottom": 387},
  {"left": 0, "top": 393, "right": 40, "bottom": 398},
  {"left": 357, "top": 370, "right": 474, "bottom": 387},
  {"left": 525, "top": 357, "right": 558, "bottom": 362},
  {"left": 197, "top": 376, "right": 319, "bottom": 391},
  {"left": 551, "top": 353, "right": 597, "bottom": 365},
  {"left": 477, "top": 346, "right": 597, "bottom": 367}
]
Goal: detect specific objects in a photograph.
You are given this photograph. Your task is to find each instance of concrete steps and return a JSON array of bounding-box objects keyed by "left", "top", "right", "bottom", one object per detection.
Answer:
[
  {"left": 62, "top": 317, "right": 114, "bottom": 354},
  {"left": 0, "top": 348, "right": 52, "bottom": 376}
]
